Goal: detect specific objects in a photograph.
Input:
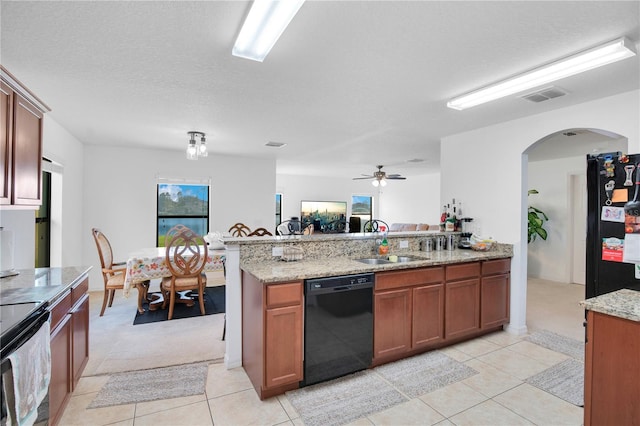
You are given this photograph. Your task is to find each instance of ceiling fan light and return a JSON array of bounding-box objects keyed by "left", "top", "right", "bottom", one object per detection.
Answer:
[
  {"left": 380, "top": 179, "right": 387, "bottom": 187},
  {"left": 372, "top": 180, "right": 379, "bottom": 187}
]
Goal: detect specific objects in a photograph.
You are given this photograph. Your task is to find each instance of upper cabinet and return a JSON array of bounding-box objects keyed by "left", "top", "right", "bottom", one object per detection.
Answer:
[{"left": 0, "top": 66, "right": 50, "bottom": 208}]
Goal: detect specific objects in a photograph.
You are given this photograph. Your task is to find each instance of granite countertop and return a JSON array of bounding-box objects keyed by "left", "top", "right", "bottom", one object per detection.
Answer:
[
  {"left": 580, "top": 289, "right": 640, "bottom": 323},
  {"left": 0, "top": 266, "right": 92, "bottom": 305},
  {"left": 241, "top": 249, "right": 511, "bottom": 283}
]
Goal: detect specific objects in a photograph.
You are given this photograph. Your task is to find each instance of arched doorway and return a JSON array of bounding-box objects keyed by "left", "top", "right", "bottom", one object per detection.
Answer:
[{"left": 522, "top": 128, "right": 628, "bottom": 339}]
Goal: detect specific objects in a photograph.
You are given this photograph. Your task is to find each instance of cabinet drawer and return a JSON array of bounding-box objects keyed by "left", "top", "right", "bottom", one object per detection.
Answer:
[
  {"left": 266, "top": 282, "right": 302, "bottom": 308},
  {"left": 376, "top": 267, "right": 444, "bottom": 291},
  {"left": 482, "top": 258, "right": 510, "bottom": 276},
  {"left": 445, "top": 262, "right": 480, "bottom": 281},
  {"left": 49, "top": 290, "right": 72, "bottom": 331},
  {"left": 71, "top": 277, "right": 89, "bottom": 306}
]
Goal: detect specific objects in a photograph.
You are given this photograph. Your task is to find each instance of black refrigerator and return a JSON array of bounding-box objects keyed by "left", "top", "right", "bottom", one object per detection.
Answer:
[{"left": 586, "top": 152, "right": 640, "bottom": 298}]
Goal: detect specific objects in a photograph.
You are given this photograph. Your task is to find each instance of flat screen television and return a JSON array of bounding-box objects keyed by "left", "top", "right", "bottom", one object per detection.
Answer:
[{"left": 301, "top": 200, "right": 347, "bottom": 232}]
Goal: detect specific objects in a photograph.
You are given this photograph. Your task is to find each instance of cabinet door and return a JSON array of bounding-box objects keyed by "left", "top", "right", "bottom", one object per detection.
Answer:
[
  {"left": 445, "top": 278, "right": 480, "bottom": 339},
  {"left": 264, "top": 304, "right": 302, "bottom": 389},
  {"left": 0, "top": 81, "right": 12, "bottom": 205},
  {"left": 481, "top": 274, "right": 509, "bottom": 329},
  {"left": 412, "top": 284, "right": 444, "bottom": 348},
  {"left": 374, "top": 288, "right": 412, "bottom": 359},
  {"left": 71, "top": 294, "right": 90, "bottom": 389},
  {"left": 12, "top": 93, "right": 42, "bottom": 205},
  {"left": 49, "top": 314, "right": 72, "bottom": 426}
]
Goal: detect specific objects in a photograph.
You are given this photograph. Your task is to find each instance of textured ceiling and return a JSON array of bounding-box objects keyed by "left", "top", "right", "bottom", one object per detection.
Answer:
[{"left": 1, "top": 1, "right": 639, "bottom": 178}]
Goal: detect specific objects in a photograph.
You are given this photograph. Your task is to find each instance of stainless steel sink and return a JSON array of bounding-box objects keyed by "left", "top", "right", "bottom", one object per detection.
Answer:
[
  {"left": 393, "top": 255, "right": 429, "bottom": 263},
  {"left": 356, "top": 258, "right": 392, "bottom": 265}
]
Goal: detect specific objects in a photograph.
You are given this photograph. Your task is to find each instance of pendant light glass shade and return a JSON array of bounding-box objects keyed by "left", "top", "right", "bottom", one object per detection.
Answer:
[{"left": 186, "top": 131, "right": 207, "bottom": 160}]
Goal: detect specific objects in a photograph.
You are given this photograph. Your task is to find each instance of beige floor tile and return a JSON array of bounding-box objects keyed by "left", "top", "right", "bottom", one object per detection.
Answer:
[
  {"left": 450, "top": 338, "right": 502, "bottom": 358},
  {"left": 58, "top": 392, "right": 135, "bottom": 426},
  {"left": 480, "top": 330, "right": 523, "bottom": 347},
  {"left": 493, "top": 383, "right": 584, "bottom": 425},
  {"left": 505, "top": 340, "right": 570, "bottom": 367},
  {"left": 205, "top": 364, "right": 253, "bottom": 398},
  {"left": 72, "top": 375, "right": 111, "bottom": 395},
  {"left": 439, "top": 346, "right": 472, "bottom": 362},
  {"left": 135, "top": 394, "right": 206, "bottom": 417},
  {"left": 449, "top": 399, "right": 533, "bottom": 425},
  {"left": 367, "top": 399, "right": 444, "bottom": 426},
  {"left": 419, "top": 381, "right": 488, "bottom": 418},
  {"left": 103, "top": 420, "right": 134, "bottom": 426},
  {"left": 208, "top": 389, "right": 289, "bottom": 426},
  {"left": 433, "top": 420, "right": 455, "bottom": 426},
  {"left": 291, "top": 418, "right": 306, "bottom": 426},
  {"left": 462, "top": 359, "right": 522, "bottom": 398},
  {"left": 133, "top": 400, "right": 213, "bottom": 426},
  {"left": 278, "top": 394, "right": 300, "bottom": 420},
  {"left": 476, "top": 347, "right": 550, "bottom": 380}
]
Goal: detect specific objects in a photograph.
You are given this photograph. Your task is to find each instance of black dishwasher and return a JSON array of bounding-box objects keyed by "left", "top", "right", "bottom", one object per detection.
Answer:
[{"left": 303, "top": 273, "right": 373, "bottom": 386}]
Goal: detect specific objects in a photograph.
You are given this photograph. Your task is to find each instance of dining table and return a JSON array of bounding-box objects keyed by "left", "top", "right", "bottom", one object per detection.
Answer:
[{"left": 123, "top": 246, "right": 226, "bottom": 314}]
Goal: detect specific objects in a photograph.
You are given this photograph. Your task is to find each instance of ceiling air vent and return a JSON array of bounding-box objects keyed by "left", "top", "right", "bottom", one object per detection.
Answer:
[
  {"left": 520, "top": 86, "right": 568, "bottom": 103},
  {"left": 265, "top": 141, "right": 287, "bottom": 148}
]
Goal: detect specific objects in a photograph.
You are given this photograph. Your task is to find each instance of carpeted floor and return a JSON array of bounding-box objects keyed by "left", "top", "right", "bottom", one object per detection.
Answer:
[
  {"left": 88, "top": 362, "right": 209, "bottom": 408},
  {"left": 133, "top": 285, "right": 225, "bottom": 325}
]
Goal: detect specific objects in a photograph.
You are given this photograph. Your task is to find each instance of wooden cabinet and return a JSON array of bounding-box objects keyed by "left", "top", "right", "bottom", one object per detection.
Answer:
[
  {"left": 242, "top": 272, "right": 303, "bottom": 399},
  {"left": 0, "top": 66, "right": 49, "bottom": 207},
  {"left": 584, "top": 310, "right": 640, "bottom": 426},
  {"left": 480, "top": 259, "right": 510, "bottom": 329},
  {"left": 374, "top": 267, "right": 444, "bottom": 362},
  {"left": 48, "top": 277, "right": 90, "bottom": 425},
  {"left": 444, "top": 263, "right": 480, "bottom": 339}
]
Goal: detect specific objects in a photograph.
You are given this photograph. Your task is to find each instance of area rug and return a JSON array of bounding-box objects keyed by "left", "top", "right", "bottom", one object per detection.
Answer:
[
  {"left": 526, "top": 358, "right": 584, "bottom": 407},
  {"left": 285, "top": 370, "right": 407, "bottom": 426},
  {"left": 88, "top": 362, "right": 208, "bottom": 408},
  {"left": 525, "top": 330, "right": 584, "bottom": 361},
  {"left": 133, "top": 285, "right": 225, "bottom": 325},
  {"left": 374, "top": 350, "right": 479, "bottom": 398}
]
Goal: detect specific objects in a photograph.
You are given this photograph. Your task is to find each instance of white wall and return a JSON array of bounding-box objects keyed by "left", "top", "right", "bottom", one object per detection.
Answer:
[
  {"left": 276, "top": 173, "right": 440, "bottom": 228},
  {"left": 527, "top": 156, "right": 585, "bottom": 282},
  {"left": 82, "top": 145, "right": 276, "bottom": 291},
  {"left": 441, "top": 89, "right": 640, "bottom": 334}
]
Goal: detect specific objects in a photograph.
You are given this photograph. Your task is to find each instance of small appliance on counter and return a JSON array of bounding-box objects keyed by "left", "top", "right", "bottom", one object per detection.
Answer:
[{"left": 458, "top": 217, "right": 474, "bottom": 249}]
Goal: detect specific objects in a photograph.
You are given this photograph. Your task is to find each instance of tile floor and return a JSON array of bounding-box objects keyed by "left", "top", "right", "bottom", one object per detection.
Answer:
[{"left": 59, "top": 274, "right": 586, "bottom": 425}]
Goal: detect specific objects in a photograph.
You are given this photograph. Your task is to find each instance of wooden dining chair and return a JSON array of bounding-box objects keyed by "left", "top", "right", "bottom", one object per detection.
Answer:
[
  {"left": 228, "top": 222, "right": 251, "bottom": 237},
  {"left": 247, "top": 227, "right": 273, "bottom": 236},
  {"left": 92, "top": 228, "right": 149, "bottom": 316},
  {"left": 161, "top": 225, "right": 208, "bottom": 320}
]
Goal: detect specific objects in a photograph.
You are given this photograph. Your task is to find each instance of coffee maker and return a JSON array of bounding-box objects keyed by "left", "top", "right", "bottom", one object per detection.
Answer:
[{"left": 458, "top": 217, "right": 474, "bottom": 249}]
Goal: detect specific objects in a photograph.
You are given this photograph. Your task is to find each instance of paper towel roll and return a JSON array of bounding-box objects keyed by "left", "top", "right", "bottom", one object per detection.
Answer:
[{"left": 0, "top": 227, "right": 15, "bottom": 272}]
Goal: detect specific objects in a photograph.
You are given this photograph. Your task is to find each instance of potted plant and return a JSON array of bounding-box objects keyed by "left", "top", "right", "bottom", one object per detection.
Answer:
[{"left": 528, "top": 189, "right": 549, "bottom": 243}]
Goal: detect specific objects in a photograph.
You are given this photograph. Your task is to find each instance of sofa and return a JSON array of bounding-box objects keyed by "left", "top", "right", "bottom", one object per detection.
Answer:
[{"left": 389, "top": 223, "right": 439, "bottom": 232}]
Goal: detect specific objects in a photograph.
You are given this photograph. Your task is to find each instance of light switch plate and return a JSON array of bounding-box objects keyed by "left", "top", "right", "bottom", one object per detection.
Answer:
[
  {"left": 399, "top": 240, "right": 409, "bottom": 249},
  {"left": 272, "top": 246, "right": 283, "bottom": 256}
]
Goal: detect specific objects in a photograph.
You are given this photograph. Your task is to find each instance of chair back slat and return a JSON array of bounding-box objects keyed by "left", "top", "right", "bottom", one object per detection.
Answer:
[
  {"left": 165, "top": 225, "right": 208, "bottom": 278},
  {"left": 228, "top": 222, "right": 251, "bottom": 237},
  {"left": 247, "top": 227, "right": 273, "bottom": 237},
  {"left": 92, "top": 228, "right": 114, "bottom": 271}
]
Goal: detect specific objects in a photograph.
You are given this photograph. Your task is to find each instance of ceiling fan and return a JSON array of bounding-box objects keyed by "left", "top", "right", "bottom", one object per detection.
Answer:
[{"left": 353, "top": 165, "right": 407, "bottom": 187}]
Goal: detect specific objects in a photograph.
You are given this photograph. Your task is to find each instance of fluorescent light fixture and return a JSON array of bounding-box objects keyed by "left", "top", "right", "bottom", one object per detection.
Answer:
[
  {"left": 233, "top": 0, "right": 305, "bottom": 62},
  {"left": 447, "top": 37, "right": 637, "bottom": 110}
]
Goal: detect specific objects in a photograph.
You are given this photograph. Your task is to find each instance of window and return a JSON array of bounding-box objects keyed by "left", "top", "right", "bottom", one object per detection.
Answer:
[
  {"left": 157, "top": 183, "right": 209, "bottom": 246},
  {"left": 351, "top": 195, "right": 372, "bottom": 232},
  {"left": 276, "top": 193, "right": 282, "bottom": 227}
]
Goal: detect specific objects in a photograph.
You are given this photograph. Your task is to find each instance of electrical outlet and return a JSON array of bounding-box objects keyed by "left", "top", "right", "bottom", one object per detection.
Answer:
[
  {"left": 272, "top": 246, "right": 283, "bottom": 256},
  {"left": 399, "top": 240, "right": 409, "bottom": 249}
]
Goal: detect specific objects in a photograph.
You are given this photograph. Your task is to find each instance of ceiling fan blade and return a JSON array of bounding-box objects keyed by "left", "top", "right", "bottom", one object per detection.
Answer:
[
  {"left": 387, "top": 176, "right": 407, "bottom": 180},
  {"left": 353, "top": 176, "right": 374, "bottom": 180},
  {"left": 386, "top": 174, "right": 402, "bottom": 177}
]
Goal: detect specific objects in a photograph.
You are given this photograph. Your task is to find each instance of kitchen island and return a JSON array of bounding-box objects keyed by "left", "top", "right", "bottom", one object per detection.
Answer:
[
  {"left": 580, "top": 289, "right": 640, "bottom": 426},
  {"left": 224, "top": 232, "right": 512, "bottom": 399},
  {"left": 0, "top": 266, "right": 91, "bottom": 425}
]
